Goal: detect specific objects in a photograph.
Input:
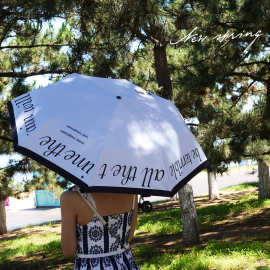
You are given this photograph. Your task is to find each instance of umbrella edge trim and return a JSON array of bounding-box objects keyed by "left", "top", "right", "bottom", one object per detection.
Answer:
[
  {"left": 7, "top": 101, "right": 18, "bottom": 145},
  {"left": 169, "top": 160, "right": 209, "bottom": 196},
  {"left": 7, "top": 140, "right": 208, "bottom": 197},
  {"left": 12, "top": 144, "right": 90, "bottom": 190},
  {"left": 7, "top": 100, "right": 208, "bottom": 197},
  {"left": 79, "top": 160, "right": 209, "bottom": 197}
]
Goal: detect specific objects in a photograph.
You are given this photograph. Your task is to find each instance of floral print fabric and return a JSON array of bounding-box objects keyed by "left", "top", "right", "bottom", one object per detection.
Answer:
[
  {"left": 74, "top": 248, "right": 139, "bottom": 270},
  {"left": 74, "top": 211, "right": 139, "bottom": 269}
]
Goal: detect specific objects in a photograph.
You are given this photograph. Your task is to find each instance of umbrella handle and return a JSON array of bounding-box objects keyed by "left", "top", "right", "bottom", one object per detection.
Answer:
[{"left": 76, "top": 191, "right": 107, "bottom": 226}]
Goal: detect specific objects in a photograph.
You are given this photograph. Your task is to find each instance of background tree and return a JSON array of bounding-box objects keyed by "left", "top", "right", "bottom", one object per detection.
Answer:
[
  {"left": 2, "top": 0, "right": 270, "bottom": 238},
  {"left": 101, "top": 0, "right": 203, "bottom": 244},
  {"left": 0, "top": 1, "right": 76, "bottom": 234},
  {"left": 0, "top": 0, "right": 203, "bottom": 243},
  {"left": 168, "top": 0, "right": 270, "bottom": 200},
  {"left": 0, "top": 0, "right": 145, "bottom": 234}
]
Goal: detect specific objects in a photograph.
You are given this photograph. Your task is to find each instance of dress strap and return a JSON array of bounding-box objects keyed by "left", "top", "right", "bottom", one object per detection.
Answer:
[
  {"left": 132, "top": 195, "right": 136, "bottom": 210},
  {"left": 76, "top": 190, "right": 106, "bottom": 226},
  {"left": 86, "top": 193, "right": 96, "bottom": 208}
]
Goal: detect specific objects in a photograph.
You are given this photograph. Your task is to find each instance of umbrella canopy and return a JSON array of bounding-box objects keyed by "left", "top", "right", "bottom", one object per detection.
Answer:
[{"left": 8, "top": 73, "right": 207, "bottom": 196}]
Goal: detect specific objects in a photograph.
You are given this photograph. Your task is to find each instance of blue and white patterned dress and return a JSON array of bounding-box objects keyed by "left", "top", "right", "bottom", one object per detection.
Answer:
[{"left": 74, "top": 193, "right": 140, "bottom": 270}]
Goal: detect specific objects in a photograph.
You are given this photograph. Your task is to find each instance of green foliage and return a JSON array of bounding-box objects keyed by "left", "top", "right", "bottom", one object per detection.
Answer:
[
  {"left": 137, "top": 208, "right": 181, "bottom": 236},
  {"left": 1, "top": 1, "right": 269, "bottom": 190},
  {"left": 221, "top": 182, "right": 258, "bottom": 192},
  {"left": 0, "top": 232, "right": 61, "bottom": 260},
  {"left": 0, "top": 223, "right": 71, "bottom": 270},
  {"left": 2, "top": 189, "right": 270, "bottom": 270},
  {"left": 1, "top": 0, "right": 270, "bottom": 234},
  {"left": 168, "top": 0, "right": 270, "bottom": 167},
  {"left": 136, "top": 243, "right": 270, "bottom": 270},
  {"left": 10, "top": 79, "right": 32, "bottom": 98},
  {"left": 136, "top": 190, "right": 270, "bottom": 237}
]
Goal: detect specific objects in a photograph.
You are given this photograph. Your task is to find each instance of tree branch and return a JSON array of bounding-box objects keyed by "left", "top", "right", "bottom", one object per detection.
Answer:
[
  {"left": 0, "top": 18, "right": 18, "bottom": 45},
  {"left": 229, "top": 72, "right": 268, "bottom": 83},
  {"left": 0, "top": 69, "right": 69, "bottom": 78},
  {"left": 239, "top": 61, "right": 270, "bottom": 67},
  {"left": 132, "top": 28, "right": 148, "bottom": 45},
  {"left": 0, "top": 136, "right": 13, "bottom": 143},
  {"left": 243, "top": 151, "right": 270, "bottom": 157},
  {"left": 230, "top": 80, "right": 256, "bottom": 109},
  {"left": 0, "top": 157, "right": 30, "bottom": 172},
  {"left": 0, "top": 44, "right": 71, "bottom": 50},
  {"left": 215, "top": 20, "right": 250, "bottom": 31}
]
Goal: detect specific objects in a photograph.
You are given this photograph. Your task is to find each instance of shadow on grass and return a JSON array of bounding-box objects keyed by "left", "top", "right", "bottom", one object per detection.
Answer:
[
  {"left": 0, "top": 242, "right": 73, "bottom": 270},
  {"left": 1, "top": 221, "right": 61, "bottom": 242},
  {"left": 134, "top": 204, "right": 270, "bottom": 250},
  {"left": 197, "top": 197, "right": 270, "bottom": 227},
  {"left": 0, "top": 238, "right": 73, "bottom": 270},
  {"left": 138, "top": 196, "right": 270, "bottom": 232},
  {"left": 135, "top": 192, "right": 270, "bottom": 249},
  {"left": 2, "top": 188, "right": 270, "bottom": 270},
  {"left": 134, "top": 239, "right": 270, "bottom": 270},
  {"left": 138, "top": 208, "right": 180, "bottom": 226},
  {"left": 0, "top": 256, "right": 73, "bottom": 270}
]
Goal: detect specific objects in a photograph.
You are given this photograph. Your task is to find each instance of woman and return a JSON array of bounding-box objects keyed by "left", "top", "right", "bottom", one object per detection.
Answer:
[{"left": 60, "top": 186, "right": 140, "bottom": 269}]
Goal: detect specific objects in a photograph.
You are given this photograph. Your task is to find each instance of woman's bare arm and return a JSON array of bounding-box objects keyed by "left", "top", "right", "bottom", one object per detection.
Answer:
[
  {"left": 60, "top": 191, "right": 77, "bottom": 257},
  {"left": 128, "top": 195, "right": 138, "bottom": 242}
]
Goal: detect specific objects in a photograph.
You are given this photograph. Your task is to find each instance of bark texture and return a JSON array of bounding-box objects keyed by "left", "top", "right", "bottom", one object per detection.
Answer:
[
  {"left": 207, "top": 170, "right": 220, "bottom": 200},
  {"left": 0, "top": 200, "right": 7, "bottom": 235},
  {"left": 153, "top": 45, "right": 173, "bottom": 100},
  {"left": 258, "top": 160, "right": 270, "bottom": 200},
  {"left": 152, "top": 34, "right": 198, "bottom": 246},
  {"left": 178, "top": 184, "right": 200, "bottom": 245}
]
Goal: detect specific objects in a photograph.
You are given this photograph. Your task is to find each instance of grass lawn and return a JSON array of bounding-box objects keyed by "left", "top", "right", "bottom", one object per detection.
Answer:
[{"left": 1, "top": 182, "right": 270, "bottom": 270}]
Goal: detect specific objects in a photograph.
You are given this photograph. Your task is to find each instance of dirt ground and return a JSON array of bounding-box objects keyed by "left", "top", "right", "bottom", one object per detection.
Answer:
[
  {"left": 133, "top": 189, "right": 270, "bottom": 251},
  {"left": 1, "top": 189, "right": 269, "bottom": 270},
  {"left": 1, "top": 189, "right": 269, "bottom": 250}
]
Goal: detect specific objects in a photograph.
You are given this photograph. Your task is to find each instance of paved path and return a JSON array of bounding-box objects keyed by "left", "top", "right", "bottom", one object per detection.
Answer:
[
  {"left": 6, "top": 207, "right": 61, "bottom": 231},
  {"left": 148, "top": 166, "right": 258, "bottom": 202},
  {"left": 6, "top": 166, "right": 258, "bottom": 231}
]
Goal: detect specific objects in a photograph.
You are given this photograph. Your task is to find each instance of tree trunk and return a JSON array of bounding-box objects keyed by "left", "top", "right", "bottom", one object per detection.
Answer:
[
  {"left": 261, "top": 80, "right": 270, "bottom": 140},
  {"left": 207, "top": 170, "right": 220, "bottom": 200},
  {"left": 0, "top": 199, "right": 7, "bottom": 235},
  {"left": 178, "top": 184, "right": 200, "bottom": 245},
  {"left": 153, "top": 45, "right": 173, "bottom": 100},
  {"left": 152, "top": 41, "right": 199, "bottom": 246},
  {"left": 258, "top": 160, "right": 270, "bottom": 200}
]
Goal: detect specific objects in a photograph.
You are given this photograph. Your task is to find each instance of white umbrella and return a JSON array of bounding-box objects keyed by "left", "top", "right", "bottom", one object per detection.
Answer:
[{"left": 8, "top": 73, "right": 207, "bottom": 196}]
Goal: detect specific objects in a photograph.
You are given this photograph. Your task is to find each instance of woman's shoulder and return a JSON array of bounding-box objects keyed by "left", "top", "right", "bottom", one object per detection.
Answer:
[{"left": 60, "top": 190, "right": 80, "bottom": 205}]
